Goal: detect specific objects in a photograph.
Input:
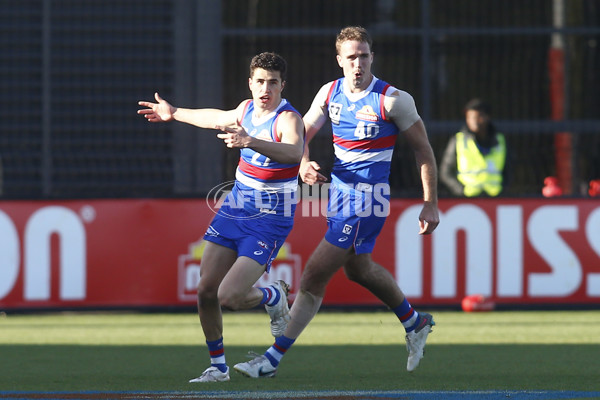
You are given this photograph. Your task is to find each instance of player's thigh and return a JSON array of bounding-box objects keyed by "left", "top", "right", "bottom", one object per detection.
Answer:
[
  {"left": 219, "top": 255, "right": 266, "bottom": 299},
  {"left": 198, "top": 241, "right": 237, "bottom": 294}
]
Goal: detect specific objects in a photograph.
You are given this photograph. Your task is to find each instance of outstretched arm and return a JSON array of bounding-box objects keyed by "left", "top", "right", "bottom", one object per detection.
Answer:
[{"left": 137, "top": 92, "right": 239, "bottom": 128}]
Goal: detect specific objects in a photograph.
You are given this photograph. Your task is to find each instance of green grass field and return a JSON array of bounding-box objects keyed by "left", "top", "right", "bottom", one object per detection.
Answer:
[{"left": 1, "top": 310, "right": 599, "bottom": 396}]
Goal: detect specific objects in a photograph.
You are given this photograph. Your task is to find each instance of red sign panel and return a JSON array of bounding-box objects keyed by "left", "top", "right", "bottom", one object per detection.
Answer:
[{"left": 0, "top": 198, "right": 598, "bottom": 309}]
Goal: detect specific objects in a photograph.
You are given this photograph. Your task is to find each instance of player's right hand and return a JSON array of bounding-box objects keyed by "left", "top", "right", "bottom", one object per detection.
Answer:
[
  {"left": 300, "top": 160, "right": 327, "bottom": 185},
  {"left": 137, "top": 92, "right": 175, "bottom": 122}
]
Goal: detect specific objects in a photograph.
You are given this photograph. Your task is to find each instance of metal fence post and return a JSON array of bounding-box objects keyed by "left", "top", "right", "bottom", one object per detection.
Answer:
[
  {"left": 42, "top": 0, "right": 52, "bottom": 197},
  {"left": 173, "top": 0, "right": 223, "bottom": 195},
  {"left": 420, "top": 0, "right": 432, "bottom": 123}
]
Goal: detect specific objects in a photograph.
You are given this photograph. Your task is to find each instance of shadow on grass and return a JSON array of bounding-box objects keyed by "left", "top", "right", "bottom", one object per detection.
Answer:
[{"left": 2, "top": 344, "right": 599, "bottom": 392}]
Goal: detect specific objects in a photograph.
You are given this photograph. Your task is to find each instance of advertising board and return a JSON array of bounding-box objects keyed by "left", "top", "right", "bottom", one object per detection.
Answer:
[{"left": 0, "top": 198, "right": 598, "bottom": 309}]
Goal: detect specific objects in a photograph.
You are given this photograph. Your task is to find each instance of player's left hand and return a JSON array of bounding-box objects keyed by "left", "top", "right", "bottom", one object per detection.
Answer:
[
  {"left": 300, "top": 160, "right": 327, "bottom": 185},
  {"left": 216, "top": 124, "right": 250, "bottom": 148}
]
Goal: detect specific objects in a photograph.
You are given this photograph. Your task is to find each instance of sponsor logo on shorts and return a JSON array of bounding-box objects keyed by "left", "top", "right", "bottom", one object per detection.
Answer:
[
  {"left": 257, "top": 241, "right": 269, "bottom": 249},
  {"left": 205, "top": 226, "right": 219, "bottom": 237},
  {"left": 254, "top": 250, "right": 264, "bottom": 256},
  {"left": 355, "top": 182, "right": 373, "bottom": 192},
  {"left": 338, "top": 237, "right": 349, "bottom": 242},
  {"left": 342, "top": 224, "right": 353, "bottom": 234}
]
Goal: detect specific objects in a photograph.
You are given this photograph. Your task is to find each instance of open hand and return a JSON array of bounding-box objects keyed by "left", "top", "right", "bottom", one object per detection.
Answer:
[
  {"left": 137, "top": 92, "right": 175, "bottom": 122},
  {"left": 300, "top": 160, "right": 327, "bottom": 185},
  {"left": 216, "top": 124, "right": 250, "bottom": 148}
]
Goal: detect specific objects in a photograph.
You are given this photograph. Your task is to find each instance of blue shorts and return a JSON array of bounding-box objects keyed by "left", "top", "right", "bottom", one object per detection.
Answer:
[
  {"left": 203, "top": 204, "right": 293, "bottom": 272},
  {"left": 324, "top": 180, "right": 389, "bottom": 254}
]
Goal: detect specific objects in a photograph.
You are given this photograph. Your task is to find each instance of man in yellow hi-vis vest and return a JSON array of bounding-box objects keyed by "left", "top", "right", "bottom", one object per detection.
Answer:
[{"left": 440, "top": 98, "right": 508, "bottom": 197}]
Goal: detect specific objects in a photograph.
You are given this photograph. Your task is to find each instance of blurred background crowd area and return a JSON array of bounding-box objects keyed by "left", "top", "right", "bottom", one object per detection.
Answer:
[{"left": 1, "top": 0, "right": 598, "bottom": 199}]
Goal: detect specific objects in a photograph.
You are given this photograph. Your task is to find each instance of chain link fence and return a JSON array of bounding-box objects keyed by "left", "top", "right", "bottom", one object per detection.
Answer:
[{"left": 1, "top": 0, "right": 598, "bottom": 199}]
